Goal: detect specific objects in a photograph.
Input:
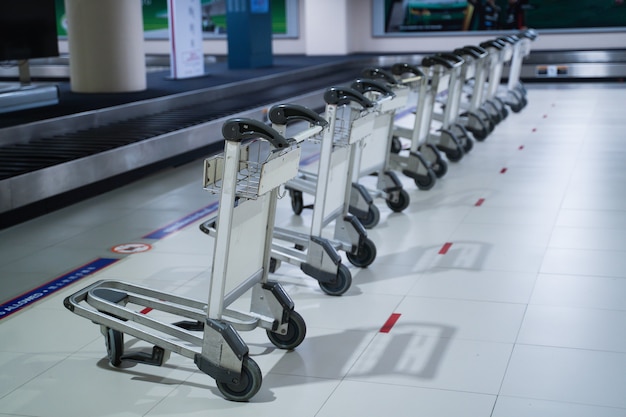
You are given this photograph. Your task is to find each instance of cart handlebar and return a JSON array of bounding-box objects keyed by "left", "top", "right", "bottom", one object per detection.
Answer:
[
  {"left": 268, "top": 104, "right": 328, "bottom": 127},
  {"left": 361, "top": 67, "right": 398, "bottom": 85},
  {"left": 422, "top": 54, "right": 462, "bottom": 69},
  {"left": 351, "top": 78, "right": 396, "bottom": 98},
  {"left": 454, "top": 45, "right": 488, "bottom": 59},
  {"left": 222, "top": 118, "right": 291, "bottom": 149},
  {"left": 390, "top": 62, "right": 425, "bottom": 78},
  {"left": 324, "top": 86, "right": 374, "bottom": 108},
  {"left": 480, "top": 39, "right": 506, "bottom": 50}
]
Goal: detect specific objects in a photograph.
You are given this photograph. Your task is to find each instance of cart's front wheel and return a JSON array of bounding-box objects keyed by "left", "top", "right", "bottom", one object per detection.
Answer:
[
  {"left": 347, "top": 238, "right": 377, "bottom": 268},
  {"left": 390, "top": 136, "right": 402, "bottom": 154},
  {"left": 289, "top": 189, "right": 304, "bottom": 215},
  {"left": 414, "top": 169, "right": 437, "bottom": 191},
  {"left": 216, "top": 357, "right": 262, "bottom": 402},
  {"left": 319, "top": 264, "right": 352, "bottom": 296},
  {"left": 359, "top": 204, "right": 380, "bottom": 229},
  {"left": 267, "top": 311, "right": 306, "bottom": 350},
  {"left": 386, "top": 188, "right": 410, "bottom": 211},
  {"left": 432, "top": 158, "right": 448, "bottom": 178},
  {"left": 105, "top": 327, "right": 124, "bottom": 367}
]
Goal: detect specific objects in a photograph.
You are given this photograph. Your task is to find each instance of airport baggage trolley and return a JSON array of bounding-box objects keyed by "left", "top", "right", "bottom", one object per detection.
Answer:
[
  {"left": 452, "top": 45, "right": 496, "bottom": 141},
  {"left": 420, "top": 53, "right": 471, "bottom": 163},
  {"left": 281, "top": 87, "right": 378, "bottom": 273},
  {"left": 64, "top": 118, "right": 307, "bottom": 402},
  {"left": 503, "top": 29, "right": 538, "bottom": 112},
  {"left": 358, "top": 67, "right": 438, "bottom": 191},
  {"left": 390, "top": 62, "right": 449, "bottom": 180},
  {"left": 429, "top": 52, "right": 476, "bottom": 154},
  {"left": 347, "top": 77, "right": 411, "bottom": 212},
  {"left": 268, "top": 104, "right": 376, "bottom": 295},
  {"left": 479, "top": 38, "right": 513, "bottom": 124}
]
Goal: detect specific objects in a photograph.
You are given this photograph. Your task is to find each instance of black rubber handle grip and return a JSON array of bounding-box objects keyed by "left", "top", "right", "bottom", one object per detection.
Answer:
[
  {"left": 351, "top": 78, "right": 395, "bottom": 97},
  {"left": 438, "top": 53, "right": 465, "bottom": 65},
  {"left": 361, "top": 67, "right": 398, "bottom": 85},
  {"left": 480, "top": 40, "right": 505, "bottom": 50},
  {"left": 422, "top": 55, "right": 460, "bottom": 69},
  {"left": 454, "top": 45, "right": 488, "bottom": 59},
  {"left": 390, "top": 62, "right": 425, "bottom": 78},
  {"left": 268, "top": 104, "right": 328, "bottom": 127},
  {"left": 222, "top": 118, "right": 291, "bottom": 149},
  {"left": 323, "top": 87, "right": 374, "bottom": 108}
]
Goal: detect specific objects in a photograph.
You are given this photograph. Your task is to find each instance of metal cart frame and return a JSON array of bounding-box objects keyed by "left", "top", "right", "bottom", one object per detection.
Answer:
[
  {"left": 64, "top": 118, "right": 307, "bottom": 402},
  {"left": 282, "top": 88, "right": 378, "bottom": 279},
  {"left": 348, "top": 76, "right": 412, "bottom": 212}
]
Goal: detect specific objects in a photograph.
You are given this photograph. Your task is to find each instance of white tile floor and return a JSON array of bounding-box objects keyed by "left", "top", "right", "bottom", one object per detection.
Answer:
[{"left": 1, "top": 83, "right": 626, "bottom": 417}]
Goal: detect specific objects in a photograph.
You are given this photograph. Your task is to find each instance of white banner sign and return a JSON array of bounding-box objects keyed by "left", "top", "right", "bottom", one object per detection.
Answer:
[{"left": 167, "top": 0, "right": 205, "bottom": 79}]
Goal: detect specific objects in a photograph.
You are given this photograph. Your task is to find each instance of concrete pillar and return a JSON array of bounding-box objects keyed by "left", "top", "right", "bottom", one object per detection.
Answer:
[{"left": 65, "top": 0, "right": 146, "bottom": 92}]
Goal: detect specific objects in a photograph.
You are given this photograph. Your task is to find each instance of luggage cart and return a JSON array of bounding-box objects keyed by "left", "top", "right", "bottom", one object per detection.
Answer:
[
  {"left": 503, "top": 29, "right": 538, "bottom": 112},
  {"left": 479, "top": 37, "right": 513, "bottom": 124},
  {"left": 281, "top": 87, "right": 378, "bottom": 275},
  {"left": 359, "top": 67, "right": 438, "bottom": 191},
  {"left": 64, "top": 118, "right": 307, "bottom": 402},
  {"left": 429, "top": 52, "right": 475, "bottom": 154},
  {"left": 279, "top": 87, "right": 380, "bottom": 229},
  {"left": 452, "top": 45, "right": 495, "bottom": 141},
  {"left": 348, "top": 77, "right": 411, "bottom": 211},
  {"left": 200, "top": 106, "right": 354, "bottom": 296},
  {"left": 420, "top": 53, "right": 470, "bottom": 163},
  {"left": 390, "top": 62, "right": 449, "bottom": 180}
]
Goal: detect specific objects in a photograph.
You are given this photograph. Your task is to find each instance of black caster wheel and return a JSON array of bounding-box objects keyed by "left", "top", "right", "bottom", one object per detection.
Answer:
[
  {"left": 469, "top": 127, "right": 488, "bottom": 141},
  {"left": 414, "top": 169, "right": 437, "bottom": 191},
  {"left": 390, "top": 136, "right": 402, "bottom": 154},
  {"left": 319, "top": 264, "right": 352, "bottom": 296},
  {"left": 432, "top": 158, "right": 448, "bottom": 178},
  {"left": 358, "top": 204, "right": 380, "bottom": 229},
  {"left": 346, "top": 237, "right": 377, "bottom": 268},
  {"left": 445, "top": 147, "right": 463, "bottom": 163},
  {"left": 386, "top": 188, "right": 410, "bottom": 211},
  {"left": 463, "top": 137, "right": 474, "bottom": 153},
  {"left": 105, "top": 327, "right": 124, "bottom": 367},
  {"left": 267, "top": 310, "right": 306, "bottom": 350},
  {"left": 289, "top": 189, "right": 304, "bottom": 215},
  {"left": 216, "top": 356, "right": 262, "bottom": 402}
]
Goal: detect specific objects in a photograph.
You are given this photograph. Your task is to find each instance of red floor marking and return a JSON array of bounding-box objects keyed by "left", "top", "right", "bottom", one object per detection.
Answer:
[
  {"left": 439, "top": 242, "right": 453, "bottom": 254},
  {"left": 543, "top": 114, "right": 548, "bottom": 118},
  {"left": 519, "top": 145, "right": 524, "bottom": 150},
  {"left": 380, "top": 313, "right": 401, "bottom": 333},
  {"left": 532, "top": 128, "right": 537, "bottom": 132},
  {"left": 140, "top": 307, "right": 153, "bottom": 314},
  {"left": 475, "top": 198, "right": 485, "bottom": 206},
  {"left": 500, "top": 168, "right": 508, "bottom": 174}
]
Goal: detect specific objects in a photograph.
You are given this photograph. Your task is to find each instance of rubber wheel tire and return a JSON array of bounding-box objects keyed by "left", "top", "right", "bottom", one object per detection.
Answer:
[
  {"left": 463, "top": 137, "right": 474, "bottom": 153},
  {"left": 359, "top": 204, "right": 380, "bottom": 229},
  {"left": 266, "top": 311, "right": 306, "bottom": 350},
  {"left": 390, "top": 136, "right": 402, "bottom": 154},
  {"left": 289, "top": 190, "right": 304, "bottom": 215},
  {"left": 105, "top": 327, "right": 124, "bottom": 367},
  {"left": 386, "top": 188, "right": 410, "bottom": 211},
  {"left": 445, "top": 147, "right": 463, "bottom": 163},
  {"left": 216, "top": 357, "right": 262, "bottom": 402},
  {"left": 432, "top": 158, "right": 448, "bottom": 178},
  {"left": 319, "top": 264, "right": 352, "bottom": 296},
  {"left": 346, "top": 237, "right": 377, "bottom": 268},
  {"left": 414, "top": 169, "right": 437, "bottom": 191}
]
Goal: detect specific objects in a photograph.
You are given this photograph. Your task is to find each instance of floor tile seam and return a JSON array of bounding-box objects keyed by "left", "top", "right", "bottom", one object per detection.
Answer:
[
  {"left": 398, "top": 293, "right": 531, "bottom": 308},
  {"left": 335, "top": 376, "right": 501, "bottom": 398},
  {"left": 0, "top": 349, "right": 82, "bottom": 403},
  {"left": 493, "top": 393, "right": 626, "bottom": 412},
  {"left": 514, "top": 341, "right": 626, "bottom": 356}
]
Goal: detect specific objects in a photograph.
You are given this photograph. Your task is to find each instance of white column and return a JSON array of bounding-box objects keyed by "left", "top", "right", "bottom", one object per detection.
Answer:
[
  {"left": 65, "top": 0, "right": 146, "bottom": 92},
  {"left": 303, "top": 0, "right": 349, "bottom": 55}
]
